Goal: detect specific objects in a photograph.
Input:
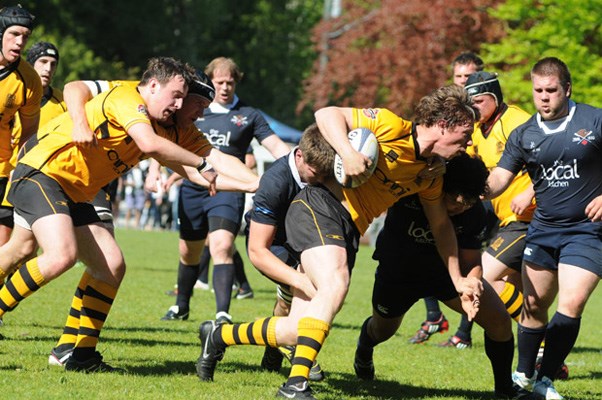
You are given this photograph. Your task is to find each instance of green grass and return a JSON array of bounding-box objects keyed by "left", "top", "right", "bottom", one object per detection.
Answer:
[{"left": 1, "top": 229, "right": 601, "bottom": 399}]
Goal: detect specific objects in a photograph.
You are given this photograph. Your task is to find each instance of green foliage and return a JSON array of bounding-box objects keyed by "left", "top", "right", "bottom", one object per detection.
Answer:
[
  {"left": 1, "top": 231, "right": 601, "bottom": 399},
  {"left": 16, "top": 0, "right": 322, "bottom": 129},
  {"left": 482, "top": 0, "right": 602, "bottom": 112}
]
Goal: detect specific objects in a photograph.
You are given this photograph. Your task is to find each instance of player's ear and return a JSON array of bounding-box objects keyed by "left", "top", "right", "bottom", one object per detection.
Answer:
[
  {"left": 565, "top": 82, "right": 572, "bottom": 98},
  {"left": 437, "top": 119, "right": 447, "bottom": 133}
]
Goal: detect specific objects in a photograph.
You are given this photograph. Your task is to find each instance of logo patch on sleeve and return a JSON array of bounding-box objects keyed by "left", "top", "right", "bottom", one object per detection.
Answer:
[
  {"left": 137, "top": 104, "right": 149, "bottom": 117},
  {"left": 362, "top": 108, "right": 379, "bottom": 119}
]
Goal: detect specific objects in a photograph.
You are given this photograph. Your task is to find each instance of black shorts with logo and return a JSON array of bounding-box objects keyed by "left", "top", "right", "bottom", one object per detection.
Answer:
[
  {"left": 8, "top": 164, "right": 100, "bottom": 228},
  {"left": 285, "top": 184, "right": 360, "bottom": 271},
  {"left": 485, "top": 221, "right": 528, "bottom": 272}
]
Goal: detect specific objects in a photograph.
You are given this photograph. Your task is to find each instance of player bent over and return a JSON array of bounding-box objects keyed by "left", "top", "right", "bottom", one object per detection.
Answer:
[
  {"left": 195, "top": 85, "right": 482, "bottom": 399},
  {"left": 354, "top": 154, "right": 517, "bottom": 399},
  {"left": 244, "top": 125, "right": 331, "bottom": 381},
  {"left": 0, "top": 57, "right": 219, "bottom": 371}
]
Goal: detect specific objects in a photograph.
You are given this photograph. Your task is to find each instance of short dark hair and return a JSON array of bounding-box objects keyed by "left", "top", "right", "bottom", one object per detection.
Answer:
[
  {"left": 443, "top": 153, "right": 489, "bottom": 201},
  {"left": 451, "top": 51, "right": 484, "bottom": 71},
  {"left": 531, "top": 57, "right": 571, "bottom": 91},
  {"left": 299, "top": 123, "right": 335, "bottom": 179}
]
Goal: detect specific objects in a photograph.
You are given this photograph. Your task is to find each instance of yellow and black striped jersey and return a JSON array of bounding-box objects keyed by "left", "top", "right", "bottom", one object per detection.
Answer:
[
  {"left": 18, "top": 84, "right": 212, "bottom": 203},
  {"left": 345, "top": 108, "right": 443, "bottom": 234},
  {"left": 0, "top": 58, "right": 43, "bottom": 177},
  {"left": 11, "top": 86, "right": 66, "bottom": 168},
  {"left": 467, "top": 104, "right": 533, "bottom": 226}
]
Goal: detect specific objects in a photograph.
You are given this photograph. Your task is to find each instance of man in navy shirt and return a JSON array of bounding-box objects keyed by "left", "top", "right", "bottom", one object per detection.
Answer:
[
  {"left": 487, "top": 57, "right": 602, "bottom": 400},
  {"left": 245, "top": 124, "right": 333, "bottom": 380},
  {"left": 354, "top": 154, "right": 517, "bottom": 398},
  {"left": 162, "top": 57, "right": 290, "bottom": 323}
]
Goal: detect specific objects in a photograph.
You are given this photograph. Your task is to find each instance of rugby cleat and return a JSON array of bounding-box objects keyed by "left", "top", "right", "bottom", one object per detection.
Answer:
[
  {"left": 196, "top": 320, "right": 225, "bottom": 381},
  {"left": 438, "top": 335, "right": 472, "bottom": 349},
  {"left": 48, "top": 346, "right": 74, "bottom": 366},
  {"left": 276, "top": 381, "right": 315, "bottom": 399},
  {"left": 161, "top": 305, "right": 189, "bottom": 321},
  {"left": 532, "top": 376, "right": 564, "bottom": 400},
  {"left": 64, "top": 351, "right": 125, "bottom": 373},
  {"left": 408, "top": 314, "right": 449, "bottom": 344}
]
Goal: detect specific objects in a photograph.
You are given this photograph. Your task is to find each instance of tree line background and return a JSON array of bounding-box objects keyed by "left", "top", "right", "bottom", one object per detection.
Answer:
[{"left": 18, "top": 0, "right": 602, "bottom": 130}]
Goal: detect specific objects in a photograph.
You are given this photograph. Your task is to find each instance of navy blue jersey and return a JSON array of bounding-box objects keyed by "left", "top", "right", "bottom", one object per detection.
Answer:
[
  {"left": 498, "top": 101, "right": 602, "bottom": 228},
  {"left": 373, "top": 195, "right": 486, "bottom": 264},
  {"left": 245, "top": 150, "right": 304, "bottom": 246},
  {"left": 195, "top": 99, "right": 275, "bottom": 162}
]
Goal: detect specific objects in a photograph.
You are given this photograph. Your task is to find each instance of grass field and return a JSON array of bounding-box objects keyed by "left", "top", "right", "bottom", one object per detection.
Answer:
[{"left": 1, "top": 228, "right": 601, "bottom": 399}]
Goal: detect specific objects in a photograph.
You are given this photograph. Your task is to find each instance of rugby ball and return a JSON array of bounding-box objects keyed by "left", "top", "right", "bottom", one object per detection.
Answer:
[{"left": 333, "top": 128, "right": 379, "bottom": 188}]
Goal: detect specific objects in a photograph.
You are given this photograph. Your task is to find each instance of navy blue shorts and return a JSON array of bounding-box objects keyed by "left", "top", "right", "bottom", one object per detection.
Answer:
[
  {"left": 372, "top": 256, "right": 458, "bottom": 319},
  {"left": 523, "top": 223, "right": 602, "bottom": 277},
  {"left": 178, "top": 183, "right": 245, "bottom": 241}
]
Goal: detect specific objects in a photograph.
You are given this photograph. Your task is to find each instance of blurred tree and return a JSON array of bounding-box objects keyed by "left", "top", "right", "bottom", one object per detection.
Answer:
[
  {"left": 298, "top": 0, "right": 503, "bottom": 117},
  {"left": 18, "top": 0, "right": 322, "bottom": 128},
  {"left": 482, "top": 0, "right": 602, "bottom": 112}
]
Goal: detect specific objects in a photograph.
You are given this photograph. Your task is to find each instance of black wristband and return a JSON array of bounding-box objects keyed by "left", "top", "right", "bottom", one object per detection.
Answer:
[{"left": 196, "top": 159, "right": 207, "bottom": 173}]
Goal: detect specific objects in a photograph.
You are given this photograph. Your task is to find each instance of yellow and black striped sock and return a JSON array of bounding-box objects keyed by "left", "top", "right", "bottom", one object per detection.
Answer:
[
  {"left": 286, "top": 317, "right": 330, "bottom": 386},
  {"left": 0, "top": 259, "right": 46, "bottom": 317},
  {"left": 218, "top": 317, "right": 279, "bottom": 347},
  {"left": 54, "top": 271, "right": 92, "bottom": 351},
  {"left": 72, "top": 277, "right": 117, "bottom": 360},
  {"left": 499, "top": 281, "right": 523, "bottom": 322}
]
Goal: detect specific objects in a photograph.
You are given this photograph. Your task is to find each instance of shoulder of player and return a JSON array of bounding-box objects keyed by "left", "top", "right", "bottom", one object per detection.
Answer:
[{"left": 504, "top": 104, "right": 531, "bottom": 119}]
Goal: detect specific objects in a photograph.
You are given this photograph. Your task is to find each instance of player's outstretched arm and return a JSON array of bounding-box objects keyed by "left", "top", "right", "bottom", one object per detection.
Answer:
[
  {"left": 485, "top": 167, "right": 516, "bottom": 200},
  {"left": 127, "top": 122, "right": 216, "bottom": 194},
  {"left": 205, "top": 148, "right": 258, "bottom": 183}
]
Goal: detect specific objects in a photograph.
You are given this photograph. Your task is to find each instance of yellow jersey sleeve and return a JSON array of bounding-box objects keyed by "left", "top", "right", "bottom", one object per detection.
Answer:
[
  {"left": 0, "top": 59, "right": 43, "bottom": 177},
  {"left": 342, "top": 108, "right": 443, "bottom": 234},
  {"left": 19, "top": 85, "right": 151, "bottom": 202},
  {"left": 469, "top": 105, "right": 533, "bottom": 226}
]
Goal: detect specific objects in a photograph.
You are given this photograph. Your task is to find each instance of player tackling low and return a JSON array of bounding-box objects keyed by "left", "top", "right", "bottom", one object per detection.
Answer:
[{"left": 195, "top": 85, "right": 482, "bottom": 399}]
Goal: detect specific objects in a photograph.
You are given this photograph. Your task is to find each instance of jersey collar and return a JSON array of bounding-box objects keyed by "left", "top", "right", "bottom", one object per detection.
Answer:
[{"left": 288, "top": 147, "right": 306, "bottom": 189}]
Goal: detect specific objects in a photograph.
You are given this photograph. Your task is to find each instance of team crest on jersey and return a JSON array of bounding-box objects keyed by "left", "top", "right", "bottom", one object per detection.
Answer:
[
  {"left": 362, "top": 108, "right": 379, "bottom": 119},
  {"left": 4, "top": 94, "right": 16, "bottom": 109},
  {"left": 571, "top": 129, "right": 594, "bottom": 146},
  {"left": 137, "top": 104, "right": 149, "bottom": 117},
  {"left": 230, "top": 114, "right": 248, "bottom": 127}
]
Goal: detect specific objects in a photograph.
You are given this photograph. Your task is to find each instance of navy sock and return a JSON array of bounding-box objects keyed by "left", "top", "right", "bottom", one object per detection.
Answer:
[
  {"left": 233, "top": 250, "right": 251, "bottom": 291},
  {"left": 517, "top": 323, "right": 546, "bottom": 378},
  {"left": 539, "top": 312, "right": 580, "bottom": 380},
  {"left": 213, "top": 263, "right": 235, "bottom": 313},
  {"left": 197, "top": 247, "right": 210, "bottom": 284},
  {"left": 176, "top": 261, "right": 200, "bottom": 312},
  {"left": 455, "top": 314, "right": 474, "bottom": 341},
  {"left": 484, "top": 333, "right": 514, "bottom": 392},
  {"left": 424, "top": 296, "right": 442, "bottom": 321}
]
